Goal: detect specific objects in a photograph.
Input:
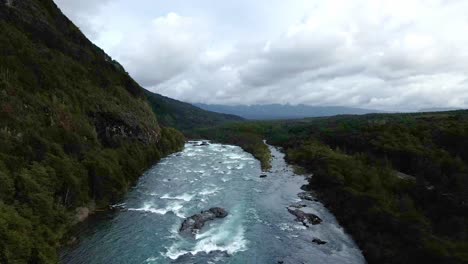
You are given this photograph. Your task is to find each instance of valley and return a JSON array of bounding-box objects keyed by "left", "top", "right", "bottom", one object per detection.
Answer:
[{"left": 61, "top": 142, "right": 364, "bottom": 264}]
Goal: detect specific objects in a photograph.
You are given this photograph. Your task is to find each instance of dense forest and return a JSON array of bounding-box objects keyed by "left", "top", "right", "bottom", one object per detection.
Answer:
[
  {"left": 145, "top": 91, "right": 243, "bottom": 132},
  {"left": 0, "top": 1, "right": 186, "bottom": 263},
  {"left": 196, "top": 123, "right": 272, "bottom": 170},
  {"left": 199, "top": 111, "right": 468, "bottom": 264}
]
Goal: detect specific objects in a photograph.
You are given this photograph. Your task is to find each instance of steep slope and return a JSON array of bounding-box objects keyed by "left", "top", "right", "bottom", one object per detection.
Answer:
[
  {"left": 145, "top": 91, "right": 243, "bottom": 131},
  {"left": 0, "top": 1, "right": 184, "bottom": 263},
  {"left": 195, "top": 103, "right": 383, "bottom": 120}
]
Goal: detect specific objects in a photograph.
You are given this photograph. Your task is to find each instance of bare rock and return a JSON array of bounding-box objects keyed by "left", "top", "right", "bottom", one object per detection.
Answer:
[
  {"left": 287, "top": 208, "right": 322, "bottom": 227},
  {"left": 312, "top": 238, "right": 327, "bottom": 245},
  {"left": 180, "top": 207, "right": 228, "bottom": 235}
]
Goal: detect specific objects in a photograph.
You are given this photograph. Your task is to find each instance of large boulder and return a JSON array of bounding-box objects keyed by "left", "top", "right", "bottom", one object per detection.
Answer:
[
  {"left": 287, "top": 208, "right": 322, "bottom": 227},
  {"left": 180, "top": 207, "right": 228, "bottom": 235},
  {"left": 312, "top": 238, "right": 327, "bottom": 245}
]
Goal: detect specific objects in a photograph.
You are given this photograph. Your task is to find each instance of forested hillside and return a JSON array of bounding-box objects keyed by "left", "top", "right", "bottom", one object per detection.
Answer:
[
  {"left": 0, "top": 1, "right": 184, "bottom": 263},
  {"left": 145, "top": 91, "right": 243, "bottom": 132},
  {"left": 199, "top": 111, "right": 468, "bottom": 263}
]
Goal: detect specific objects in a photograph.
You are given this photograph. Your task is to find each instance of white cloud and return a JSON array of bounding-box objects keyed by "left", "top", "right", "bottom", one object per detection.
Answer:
[
  {"left": 112, "top": 13, "right": 208, "bottom": 86},
  {"left": 54, "top": 0, "right": 468, "bottom": 111}
]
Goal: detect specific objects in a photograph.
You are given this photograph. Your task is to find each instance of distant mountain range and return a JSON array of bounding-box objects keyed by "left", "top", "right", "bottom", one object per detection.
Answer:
[
  {"left": 194, "top": 103, "right": 383, "bottom": 120},
  {"left": 418, "top": 107, "right": 464, "bottom": 112}
]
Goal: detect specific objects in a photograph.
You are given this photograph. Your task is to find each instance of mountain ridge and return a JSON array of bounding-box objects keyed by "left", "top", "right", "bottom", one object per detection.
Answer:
[
  {"left": 145, "top": 91, "right": 244, "bottom": 132},
  {"left": 195, "top": 103, "right": 384, "bottom": 120}
]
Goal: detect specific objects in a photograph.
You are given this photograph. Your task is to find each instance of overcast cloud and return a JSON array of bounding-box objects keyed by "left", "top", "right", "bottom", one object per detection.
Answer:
[{"left": 54, "top": 0, "right": 468, "bottom": 111}]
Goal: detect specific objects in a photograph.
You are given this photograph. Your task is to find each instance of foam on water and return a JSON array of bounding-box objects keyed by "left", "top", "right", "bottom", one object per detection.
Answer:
[
  {"left": 164, "top": 212, "right": 248, "bottom": 260},
  {"left": 128, "top": 200, "right": 186, "bottom": 218},
  {"left": 160, "top": 193, "right": 194, "bottom": 202},
  {"left": 199, "top": 187, "right": 221, "bottom": 196},
  {"left": 61, "top": 142, "right": 365, "bottom": 264}
]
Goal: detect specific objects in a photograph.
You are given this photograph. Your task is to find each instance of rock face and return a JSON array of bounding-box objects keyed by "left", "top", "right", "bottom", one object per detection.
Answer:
[
  {"left": 180, "top": 207, "right": 228, "bottom": 235},
  {"left": 287, "top": 208, "right": 322, "bottom": 227},
  {"left": 90, "top": 112, "right": 160, "bottom": 148}
]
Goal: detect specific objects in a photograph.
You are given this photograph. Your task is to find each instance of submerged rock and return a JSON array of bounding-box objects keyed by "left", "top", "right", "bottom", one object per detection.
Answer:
[
  {"left": 289, "top": 203, "right": 307, "bottom": 209},
  {"left": 287, "top": 208, "right": 322, "bottom": 227},
  {"left": 175, "top": 250, "right": 230, "bottom": 262},
  {"left": 180, "top": 207, "right": 228, "bottom": 235},
  {"left": 312, "top": 238, "right": 327, "bottom": 245}
]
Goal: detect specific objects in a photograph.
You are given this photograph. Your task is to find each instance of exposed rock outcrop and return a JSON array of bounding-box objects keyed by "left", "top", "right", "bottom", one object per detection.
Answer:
[
  {"left": 90, "top": 112, "right": 160, "bottom": 148},
  {"left": 287, "top": 207, "right": 322, "bottom": 227},
  {"left": 199, "top": 141, "right": 210, "bottom": 146},
  {"left": 298, "top": 192, "right": 319, "bottom": 202},
  {"left": 312, "top": 238, "right": 327, "bottom": 245},
  {"left": 180, "top": 207, "right": 228, "bottom": 235}
]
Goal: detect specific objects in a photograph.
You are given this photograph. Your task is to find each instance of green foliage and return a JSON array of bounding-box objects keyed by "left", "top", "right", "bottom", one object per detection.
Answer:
[
  {"left": 145, "top": 91, "right": 243, "bottom": 132},
  {"left": 0, "top": 1, "right": 186, "bottom": 263},
  {"left": 196, "top": 123, "right": 271, "bottom": 170},
  {"left": 201, "top": 111, "right": 468, "bottom": 263}
]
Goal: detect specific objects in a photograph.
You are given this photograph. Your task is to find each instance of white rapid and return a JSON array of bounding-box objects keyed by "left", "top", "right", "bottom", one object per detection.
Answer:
[{"left": 61, "top": 141, "right": 365, "bottom": 264}]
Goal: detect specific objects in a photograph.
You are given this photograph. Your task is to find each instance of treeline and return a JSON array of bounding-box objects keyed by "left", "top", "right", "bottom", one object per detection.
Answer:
[
  {"left": 0, "top": 127, "right": 184, "bottom": 263},
  {"left": 195, "top": 123, "right": 272, "bottom": 171},
  {"left": 201, "top": 111, "right": 468, "bottom": 263}
]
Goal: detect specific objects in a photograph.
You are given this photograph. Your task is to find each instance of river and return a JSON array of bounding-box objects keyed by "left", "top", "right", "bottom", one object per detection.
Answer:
[{"left": 60, "top": 141, "right": 365, "bottom": 264}]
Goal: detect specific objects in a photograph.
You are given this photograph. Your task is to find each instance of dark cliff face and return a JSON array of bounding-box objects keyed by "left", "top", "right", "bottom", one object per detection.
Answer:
[
  {"left": 90, "top": 112, "right": 160, "bottom": 148},
  {"left": 0, "top": 0, "right": 183, "bottom": 263}
]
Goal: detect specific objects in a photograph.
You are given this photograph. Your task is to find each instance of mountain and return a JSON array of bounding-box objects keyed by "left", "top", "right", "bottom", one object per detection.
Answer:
[
  {"left": 419, "top": 107, "right": 463, "bottom": 112},
  {"left": 0, "top": 1, "right": 184, "bottom": 263},
  {"left": 145, "top": 91, "right": 243, "bottom": 131},
  {"left": 195, "top": 103, "right": 383, "bottom": 120}
]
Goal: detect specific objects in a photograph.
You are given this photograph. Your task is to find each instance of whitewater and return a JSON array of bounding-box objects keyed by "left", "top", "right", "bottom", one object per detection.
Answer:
[{"left": 61, "top": 141, "right": 364, "bottom": 263}]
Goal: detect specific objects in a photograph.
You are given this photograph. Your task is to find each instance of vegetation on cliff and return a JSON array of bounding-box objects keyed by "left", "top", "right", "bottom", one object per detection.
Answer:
[{"left": 0, "top": 1, "right": 184, "bottom": 263}]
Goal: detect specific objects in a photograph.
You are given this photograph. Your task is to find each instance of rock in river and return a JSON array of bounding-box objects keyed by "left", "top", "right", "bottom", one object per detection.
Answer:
[
  {"left": 287, "top": 207, "right": 322, "bottom": 227},
  {"left": 180, "top": 207, "right": 228, "bottom": 235},
  {"left": 312, "top": 238, "right": 327, "bottom": 245},
  {"left": 298, "top": 192, "right": 319, "bottom": 202}
]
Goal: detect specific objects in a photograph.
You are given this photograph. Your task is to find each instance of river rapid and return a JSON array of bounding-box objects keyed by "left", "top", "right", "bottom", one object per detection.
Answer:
[{"left": 61, "top": 141, "right": 365, "bottom": 264}]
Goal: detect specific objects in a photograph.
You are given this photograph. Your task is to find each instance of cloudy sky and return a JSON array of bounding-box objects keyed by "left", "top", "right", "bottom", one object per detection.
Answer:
[{"left": 54, "top": 0, "right": 468, "bottom": 111}]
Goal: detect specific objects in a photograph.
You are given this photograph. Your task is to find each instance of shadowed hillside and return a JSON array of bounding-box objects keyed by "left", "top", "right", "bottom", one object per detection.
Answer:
[
  {"left": 0, "top": 0, "right": 184, "bottom": 262},
  {"left": 145, "top": 91, "right": 243, "bottom": 132},
  {"left": 195, "top": 103, "right": 383, "bottom": 120}
]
